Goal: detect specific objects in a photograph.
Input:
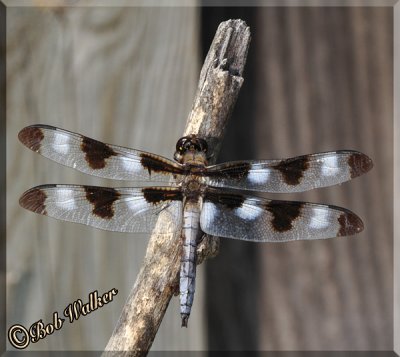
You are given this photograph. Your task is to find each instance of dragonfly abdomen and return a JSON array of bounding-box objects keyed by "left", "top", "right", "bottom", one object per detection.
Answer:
[{"left": 180, "top": 199, "right": 202, "bottom": 327}]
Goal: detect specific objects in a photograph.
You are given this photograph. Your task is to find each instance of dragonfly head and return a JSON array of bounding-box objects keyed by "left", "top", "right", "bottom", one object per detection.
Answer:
[{"left": 174, "top": 135, "right": 208, "bottom": 164}]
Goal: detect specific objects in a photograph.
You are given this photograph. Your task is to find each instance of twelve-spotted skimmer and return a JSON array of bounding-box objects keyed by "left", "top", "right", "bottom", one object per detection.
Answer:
[{"left": 19, "top": 124, "right": 373, "bottom": 327}]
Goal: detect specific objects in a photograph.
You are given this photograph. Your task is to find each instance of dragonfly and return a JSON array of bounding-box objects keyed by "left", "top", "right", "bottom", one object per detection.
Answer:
[{"left": 18, "top": 124, "right": 373, "bottom": 327}]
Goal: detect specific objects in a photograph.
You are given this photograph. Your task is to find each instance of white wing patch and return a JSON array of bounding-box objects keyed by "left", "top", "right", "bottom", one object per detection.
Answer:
[
  {"left": 120, "top": 157, "right": 144, "bottom": 173},
  {"left": 247, "top": 167, "right": 270, "bottom": 185},
  {"left": 200, "top": 201, "right": 217, "bottom": 224},
  {"left": 309, "top": 208, "right": 330, "bottom": 229},
  {"left": 55, "top": 188, "right": 77, "bottom": 210},
  {"left": 52, "top": 132, "right": 70, "bottom": 155},
  {"left": 234, "top": 200, "right": 264, "bottom": 221},
  {"left": 321, "top": 155, "right": 339, "bottom": 177},
  {"left": 125, "top": 196, "right": 151, "bottom": 214}
]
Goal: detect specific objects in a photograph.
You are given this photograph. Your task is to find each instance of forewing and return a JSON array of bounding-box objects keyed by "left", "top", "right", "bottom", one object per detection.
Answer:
[
  {"left": 18, "top": 125, "right": 184, "bottom": 182},
  {"left": 205, "top": 151, "right": 373, "bottom": 193},
  {"left": 19, "top": 185, "right": 182, "bottom": 234},
  {"left": 200, "top": 190, "right": 363, "bottom": 242}
]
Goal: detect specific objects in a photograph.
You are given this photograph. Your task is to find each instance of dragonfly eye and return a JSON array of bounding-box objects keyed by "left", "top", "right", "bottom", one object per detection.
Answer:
[
  {"left": 197, "top": 139, "right": 208, "bottom": 154},
  {"left": 176, "top": 138, "right": 188, "bottom": 153},
  {"left": 176, "top": 136, "right": 208, "bottom": 154}
]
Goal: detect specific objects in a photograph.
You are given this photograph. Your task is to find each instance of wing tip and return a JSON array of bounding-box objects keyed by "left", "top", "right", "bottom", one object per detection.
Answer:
[
  {"left": 338, "top": 211, "right": 364, "bottom": 237},
  {"left": 19, "top": 187, "right": 48, "bottom": 215},
  {"left": 348, "top": 152, "right": 373, "bottom": 178},
  {"left": 18, "top": 126, "right": 45, "bottom": 152}
]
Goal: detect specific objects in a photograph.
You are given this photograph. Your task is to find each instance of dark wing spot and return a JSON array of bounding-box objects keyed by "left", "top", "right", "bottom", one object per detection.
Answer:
[
  {"left": 143, "top": 187, "right": 183, "bottom": 204},
  {"left": 274, "top": 156, "right": 310, "bottom": 186},
  {"left": 18, "top": 126, "right": 44, "bottom": 152},
  {"left": 205, "top": 162, "right": 251, "bottom": 180},
  {"left": 338, "top": 211, "right": 364, "bottom": 236},
  {"left": 265, "top": 201, "right": 303, "bottom": 232},
  {"left": 140, "top": 153, "right": 184, "bottom": 176},
  {"left": 205, "top": 190, "right": 245, "bottom": 209},
  {"left": 85, "top": 187, "right": 120, "bottom": 219},
  {"left": 81, "top": 137, "right": 116, "bottom": 170},
  {"left": 19, "top": 187, "right": 48, "bottom": 215},
  {"left": 348, "top": 152, "right": 373, "bottom": 179}
]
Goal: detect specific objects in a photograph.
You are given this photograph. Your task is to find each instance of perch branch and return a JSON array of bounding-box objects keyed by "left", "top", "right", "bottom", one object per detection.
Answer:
[{"left": 103, "top": 19, "right": 250, "bottom": 355}]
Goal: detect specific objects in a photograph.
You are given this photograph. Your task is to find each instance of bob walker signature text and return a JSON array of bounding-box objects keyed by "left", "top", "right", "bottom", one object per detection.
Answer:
[{"left": 8, "top": 288, "right": 118, "bottom": 349}]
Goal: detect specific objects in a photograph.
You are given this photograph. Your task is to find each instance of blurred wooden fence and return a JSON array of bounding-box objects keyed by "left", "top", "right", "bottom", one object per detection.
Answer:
[
  {"left": 6, "top": 3, "right": 394, "bottom": 353},
  {"left": 204, "top": 6, "right": 393, "bottom": 351},
  {"left": 7, "top": 3, "right": 204, "bottom": 351}
]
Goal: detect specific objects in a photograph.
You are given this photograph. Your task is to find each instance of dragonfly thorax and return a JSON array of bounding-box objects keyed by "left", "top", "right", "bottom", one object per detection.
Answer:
[{"left": 181, "top": 176, "right": 206, "bottom": 201}]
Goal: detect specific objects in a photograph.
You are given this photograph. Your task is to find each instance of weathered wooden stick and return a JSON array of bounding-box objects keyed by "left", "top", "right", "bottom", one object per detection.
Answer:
[{"left": 103, "top": 19, "right": 250, "bottom": 355}]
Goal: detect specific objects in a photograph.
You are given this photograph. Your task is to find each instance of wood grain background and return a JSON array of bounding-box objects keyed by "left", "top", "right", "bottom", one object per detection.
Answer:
[
  {"left": 203, "top": 6, "right": 393, "bottom": 352},
  {"left": 7, "top": 3, "right": 205, "bottom": 351},
  {"left": 6, "top": 3, "right": 394, "bottom": 353}
]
